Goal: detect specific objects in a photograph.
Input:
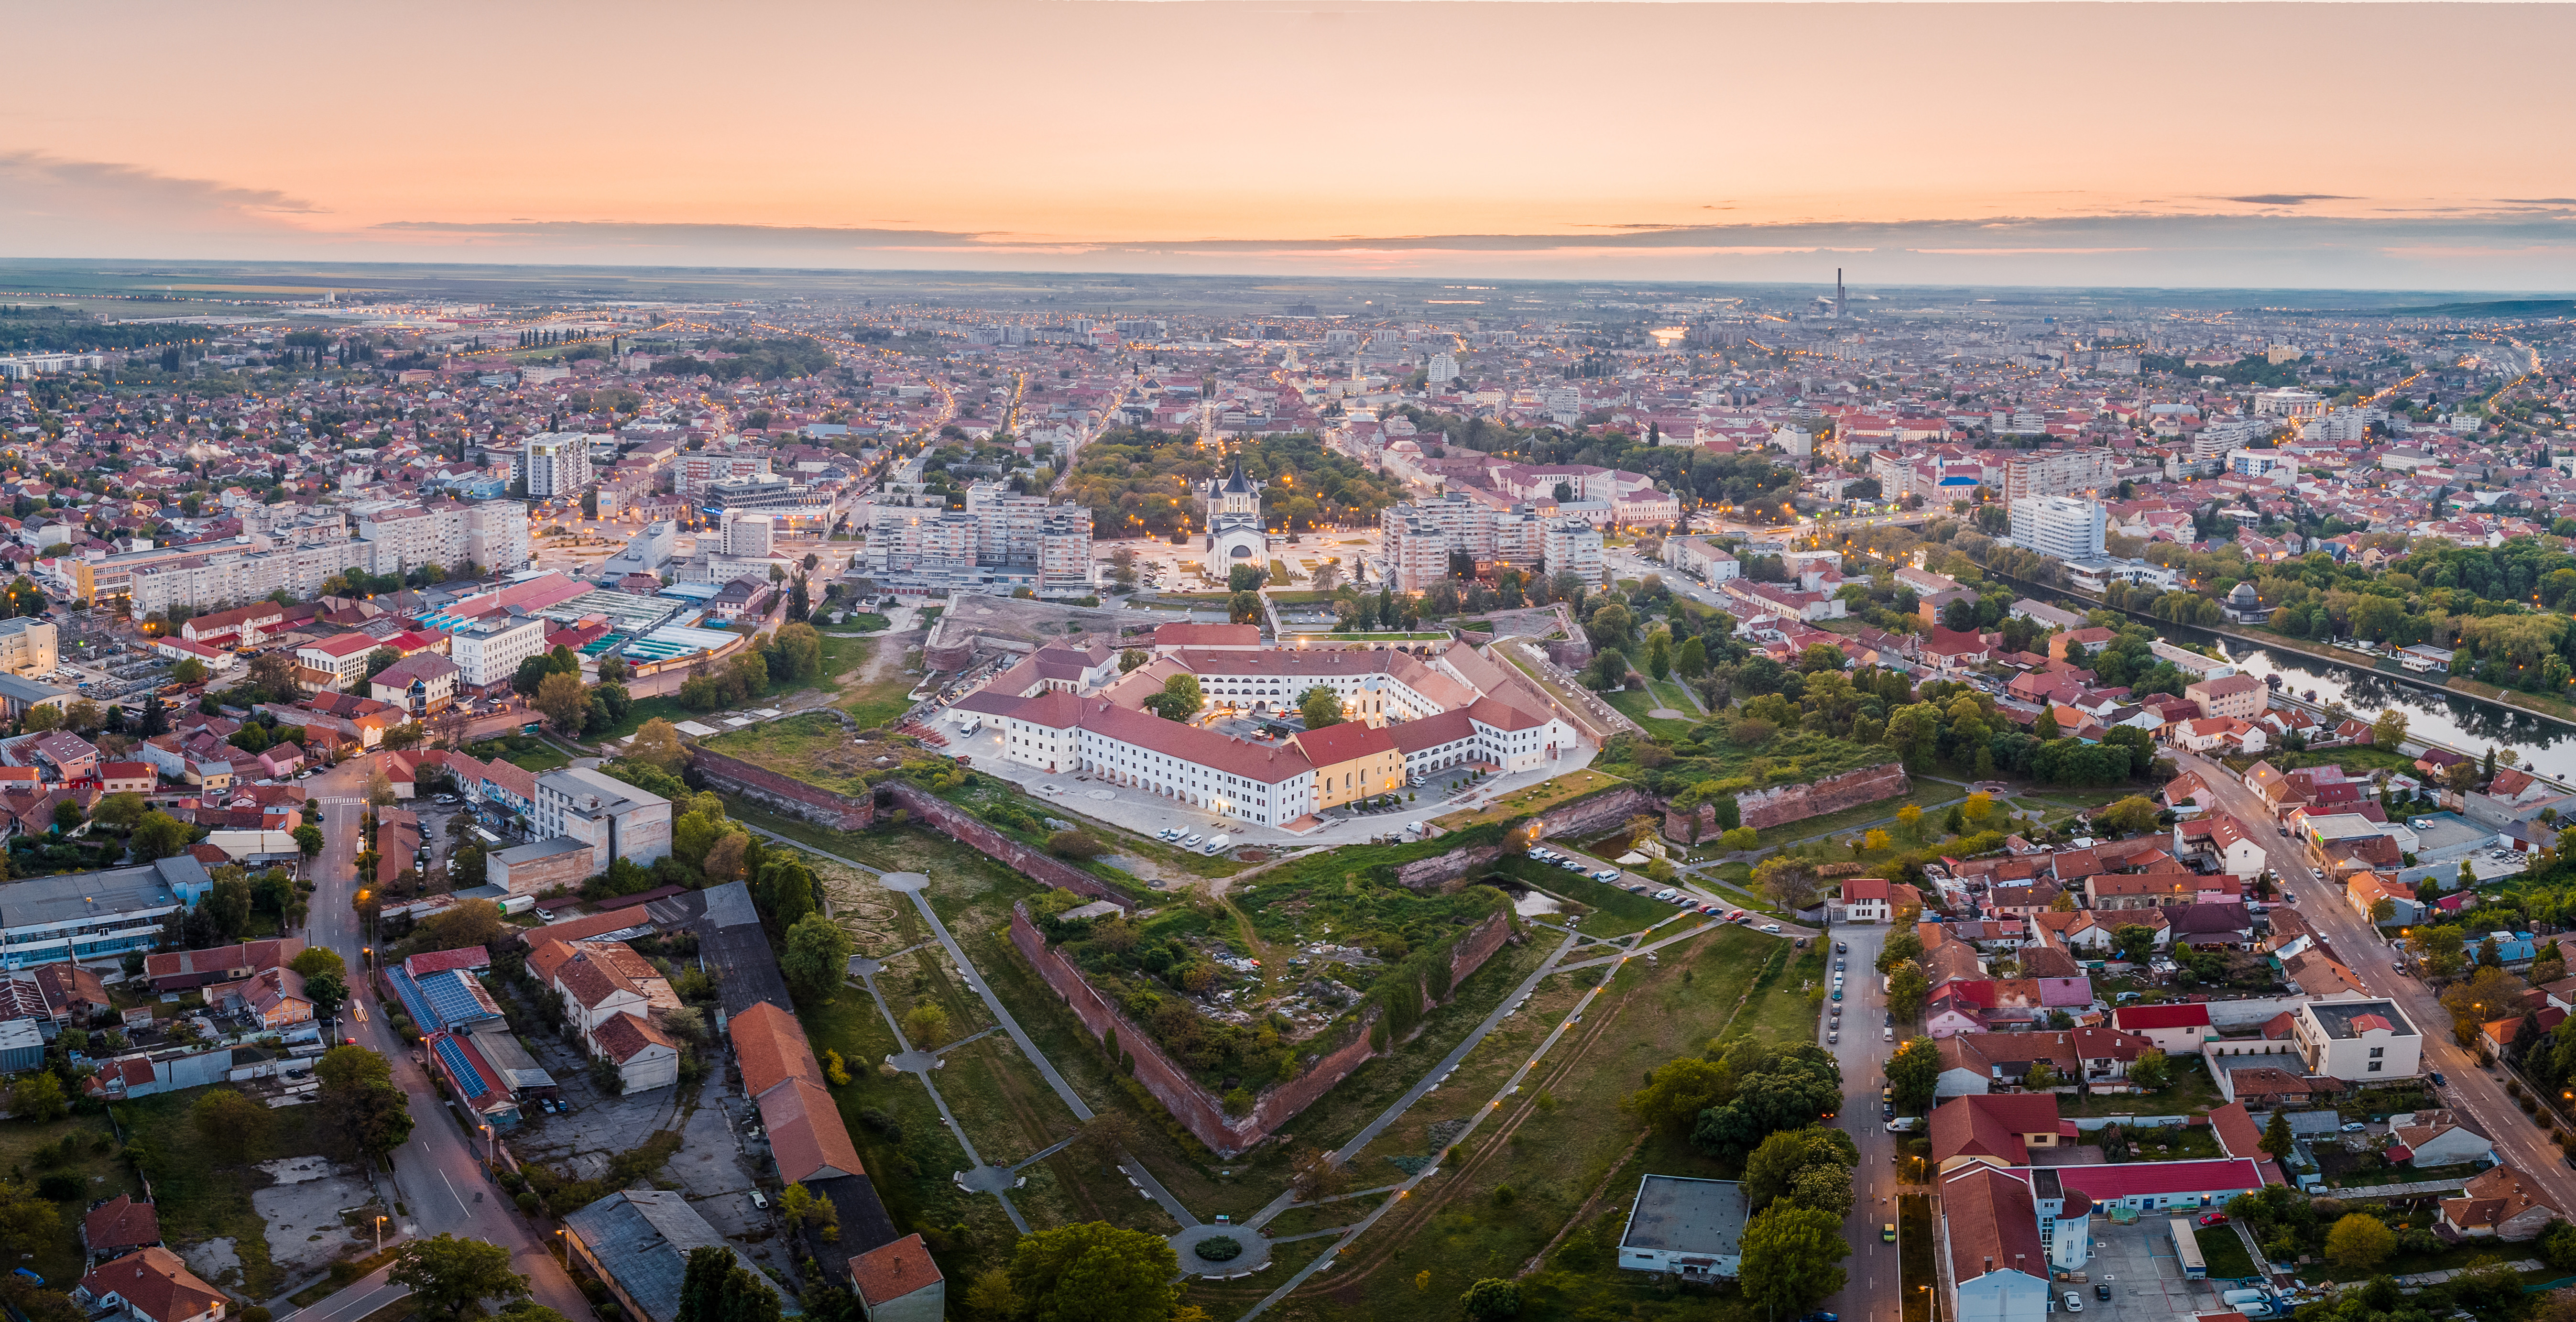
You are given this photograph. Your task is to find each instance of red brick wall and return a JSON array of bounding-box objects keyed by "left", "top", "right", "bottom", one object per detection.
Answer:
[
  {"left": 1008, "top": 903, "right": 1516, "bottom": 1157},
  {"left": 882, "top": 784, "right": 1129, "bottom": 908},
  {"left": 690, "top": 748, "right": 877, "bottom": 830},
  {"left": 1735, "top": 763, "right": 1911, "bottom": 830}
]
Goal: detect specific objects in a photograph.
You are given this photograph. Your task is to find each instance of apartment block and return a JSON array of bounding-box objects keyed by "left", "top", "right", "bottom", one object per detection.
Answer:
[
  {"left": 524, "top": 433, "right": 594, "bottom": 499},
  {"left": 2001, "top": 449, "right": 2115, "bottom": 502},
  {"left": 534, "top": 768, "right": 673, "bottom": 870},
  {"left": 2007, "top": 496, "right": 2107, "bottom": 561},
  {"left": 1541, "top": 517, "right": 1605, "bottom": 583},
  {"left": 127, "top": 541, "right": 372, "bottom": 616},
  {"left": 675, "top": 451, "right": 772, "bottom": 496},
  {"left": 862, "top": 482, "right": 1092, "bottom": 597},
  {"left": 448, "top": 614, "right": 549, "bottom": 689},
  {"left": 0, "top": 619, "right": 58, "bottom": 677}
]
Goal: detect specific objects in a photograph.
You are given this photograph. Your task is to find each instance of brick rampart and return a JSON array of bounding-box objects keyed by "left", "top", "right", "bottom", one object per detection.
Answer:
[
  {"left": 1734, "top": 763, "right": 1911, "bottom": 830},
  {"left": 1536, "top": 784, "right": 1662, "bottom": 839},
  {"left": 880, "top": 782, "right": 1130, "bottom": 908},
  {"left": 1008, "top": 904, "right": 1514, "bottom": 1156},
  {"left": 689, "top": 747, "right": 877, "bottom": 831},
  {"left": 1395, "top": 844, "right": 1505, "bottom": 891}
]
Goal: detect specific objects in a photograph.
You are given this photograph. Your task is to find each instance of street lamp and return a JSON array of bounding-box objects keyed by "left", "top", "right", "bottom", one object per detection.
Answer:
[{"left": 375, "top": 1215, "right": 387, "bottom": 1253}]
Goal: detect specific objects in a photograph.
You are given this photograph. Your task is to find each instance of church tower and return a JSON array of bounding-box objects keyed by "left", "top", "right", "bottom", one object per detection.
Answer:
[{"left": 1202, "top": 459, "right": 1267, "bottom": 574}]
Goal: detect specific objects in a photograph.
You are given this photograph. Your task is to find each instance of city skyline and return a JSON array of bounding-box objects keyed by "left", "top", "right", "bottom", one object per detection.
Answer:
[{"left": 5, "top": 1, "right": 2576, "bottom": 287}]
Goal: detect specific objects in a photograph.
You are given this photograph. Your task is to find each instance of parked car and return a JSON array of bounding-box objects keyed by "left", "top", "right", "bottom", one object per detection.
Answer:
[
  {"left": 2199, "top": 1213, "right": 2230, "bottom": 1226},
  {"left": 1760, "top": 924, "right": 1782, "bottom": 933},
  {"left": 1885, "top": 1224, "right": 1899, "bottom": 1244},
  {"left": 1592, "top": 869, "right": 1620, "bottom": 882},
  {"left": 2340, "top": 1122, "right": 2367, "bottom": 1133},
  {"left": 1835, "top": 941, "right": 1848, "bottom": 954},
  {"left": 2095, "top": 1285, "right": 2112, "bottom": 1301},
  {"left": 2430, "top": 1071, "right": 2447, "bottom": 1087},
  {"left": 2062, "top": 1293, "right": 2083, "bottom": 1313}
]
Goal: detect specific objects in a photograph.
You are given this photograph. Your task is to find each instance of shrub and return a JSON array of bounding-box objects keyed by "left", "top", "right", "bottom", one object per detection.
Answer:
[
  {"left": 1194, "top": 1235, "right": 1243, "bottom": 1263},
  {"left": 35, "top": 1175, "right": 79, "bottom": 1201}
]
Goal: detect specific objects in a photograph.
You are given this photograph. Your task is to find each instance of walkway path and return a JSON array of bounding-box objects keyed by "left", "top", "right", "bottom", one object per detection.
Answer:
[{"left": 746, "top": 823, "right": 1198, "bottom": 1230}]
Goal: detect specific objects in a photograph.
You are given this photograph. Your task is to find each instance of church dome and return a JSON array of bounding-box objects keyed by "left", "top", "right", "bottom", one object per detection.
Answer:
[{"left": 2227, "top": 582, "right": 2260, "bottom": 607}]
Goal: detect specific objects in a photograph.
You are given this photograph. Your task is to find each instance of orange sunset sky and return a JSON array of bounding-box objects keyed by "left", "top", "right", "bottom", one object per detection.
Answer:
[{"left": 6, "top": 1, "right": 2576, "bottom": 287}]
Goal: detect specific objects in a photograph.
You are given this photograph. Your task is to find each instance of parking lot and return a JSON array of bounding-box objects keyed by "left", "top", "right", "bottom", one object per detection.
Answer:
[
  {"left": 2066, "top": 1213, "right": 2244, "bottom": 1322},
  {"left": 2403, "top": 811, "right": 2491, "bottom": 863}
]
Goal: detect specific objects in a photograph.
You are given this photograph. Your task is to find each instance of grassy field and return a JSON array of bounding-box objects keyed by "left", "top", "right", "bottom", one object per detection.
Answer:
[
  {"left": 830, "top": 612, "right": 893, "bottom": 633},
  {"left": 502, "top": 742, "right": 573, "bottom": 773},
  {"left": 1430, "top": 770, "right": 1626, "bottom": 831},
  {"left": 703, "top": 712, "right": 871, "bottom": 797},
  {"left": 1234, "top": 924, "right": 1819, "bottom": 1321},
  {"left": 1604, "top": 688, "right": 1698, "bottom": 739},
  {"left": 589, "top": 693, "right": 691, "bottom": 744},
  {"left": 2198, "top": 1221, "right": 2259, "bottom": 1278},
  {"left": 0, "top": 1111, "right": 140, "bottom": 1288},
  {"left": 836, "top": 640, "right": 916, "bottom": 728},
  {"left": 116, "top": 1086, "right": 340, "bottom": 1298}
]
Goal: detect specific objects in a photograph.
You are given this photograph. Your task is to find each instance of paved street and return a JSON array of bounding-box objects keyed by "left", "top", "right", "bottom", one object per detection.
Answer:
[
  {"left": 1819, "top": 924, "right": 1901, "bottom": 1322},
  {"left": 305, "top": 757, "right": 591, "bottom": 1320},
  {"left": 2172, "top": 750, "right": 2576, "bottom": 1213}
]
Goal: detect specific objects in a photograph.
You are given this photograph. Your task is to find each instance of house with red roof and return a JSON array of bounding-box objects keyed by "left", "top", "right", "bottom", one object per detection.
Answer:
[
  {"left": 1930, "top": 1093, "right": 2068, "bottom": 1174},
  {"left": 2108, "top": 1003, "right": 2213, "bottom": 1056}
]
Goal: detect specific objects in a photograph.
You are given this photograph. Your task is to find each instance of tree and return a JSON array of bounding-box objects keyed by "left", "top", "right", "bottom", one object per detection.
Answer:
[
  {"left": 1625, "top": 1057, "right": 1730, "bottom": 1134},
  {"left": 90, "top": 792, "right": 147, "bottom": 832},
  {"left": 170, "top": 656, "right": 208, "bottom": 685},
  {"left": 1118, "top": 649, "right": 1147, "bottom": 674},
  {"left": 367, "top": 769, "right": 396, "bottom": 807},
  {"left": 392, "top": 1234, "right": 528, "bottom": 1322},
  {"left": 962, "top": 1270, "right": 1021, "bottom": 1321},
  {"left": 2374, "top": 709, "right": 2409, "bottom": 750},
  {"left": 1299, "top": 686, "right": 1343, "bottom": 730},
  {"left": 9, "top": 1073, "right": 65, "bottom": 1124},
  {"left": 781, "top": 912, "right": 854, "bottom": 1005},
  {"left": 2129, "top": 1047, "right": 2173, "bottom": 1092},
  {"left": 48, "top": 799, "right": 80, "bottom": 832},
  {"left": 2034, "top": 708, "right": 2060, "bottom": 741},
  {"left": 290, "top": 947, "right": 346, "bottom": 979},
  {"left": 2323, "top": 1213, "right": 2395, "bottom": 1270},
  {"left": 304, "top": 970, "right": 349, "bottom": 1021},
  {"left": 191, "top": 1088, "right": 272, "bottom": 1164},
  {"left": 315, "top": 1044, "right": 392, "bottom": 1092},
  {"left": 364, "top": 647, "right": 404, "bottom": 682},
  {"left": 629, "top": 719, "right": 688, "bottom": 773},
  {"left": 2098, "top": 796, "right": 2161, "bottom": 835},
  {"left": 132, "top": 810, "right": 192, "bottom": 860},
  {"left": 1146, "top": 673, "right": 1202, "bottom": 722},
  {"left": 1459, "top": 1279, "right": 1519, "bottom": 1322},
  {"left": 1887, "top": 1036, "right": 1941, "bottom": 1110},
  {"left": 1744, "top": 1127, "right": 1858, "bottom": 1211},
  {"left": 2260, "top": 1109, "right": 2295, "bottom": 1161},
  {"left": 1005, "top": 1222, "right": 1179, "bottom": 1322},
  {"left": 535, "top": 671, "right": 588, "bottom": 736},
  {"left": 414, "top": 899, "right": 505, "bottom": 952},
  {"left": 20, "top": 705, "right": 62, "bottom": 733},
  {"left": 902, "top": 1003, "right": 951, "bottom": 1049},
  {"left": 206, "top": 872, "right": 253, "bottom": 938},
  {"left": 776, "top": 1183, "right": 840, "bottom": 1242},
  {"left": 1887, "top": 960, "right": 1930, "bottom": 1018},
  {"left": 1755, "top": 857, "right": 1821, "bottom": 912},
  {"left": 294, "top": 824, "right": 324, "bottom": 858},
  {"left": 1737, "top": 1203, "right": 1849, "bottom": 1318}
]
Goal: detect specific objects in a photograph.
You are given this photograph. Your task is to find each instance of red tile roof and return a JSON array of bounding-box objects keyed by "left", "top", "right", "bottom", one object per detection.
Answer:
[{"left": 848, "top": 1234, "right": 944, "bottom": 1307}]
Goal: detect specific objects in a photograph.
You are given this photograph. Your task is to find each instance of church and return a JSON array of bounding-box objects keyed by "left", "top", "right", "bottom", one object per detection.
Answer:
[{"left": 1202, "top": 461, "right": 1266, "bottom": 575}]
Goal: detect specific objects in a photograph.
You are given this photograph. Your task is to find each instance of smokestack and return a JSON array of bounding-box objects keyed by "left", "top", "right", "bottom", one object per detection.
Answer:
[{"left": 1836, "top": 268, "right": 1846, "bottom": 322}]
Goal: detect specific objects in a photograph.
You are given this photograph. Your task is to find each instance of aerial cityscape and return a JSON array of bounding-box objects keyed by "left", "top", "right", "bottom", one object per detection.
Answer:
[{"left": 3, "top": 6, "right": 2576, "bottom": 1322}]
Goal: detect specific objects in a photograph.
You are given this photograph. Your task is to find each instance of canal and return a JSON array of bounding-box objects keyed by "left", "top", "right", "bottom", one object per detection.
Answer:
[{"left": 1938, "top": 558, "right": 2576, "bottom": 784}]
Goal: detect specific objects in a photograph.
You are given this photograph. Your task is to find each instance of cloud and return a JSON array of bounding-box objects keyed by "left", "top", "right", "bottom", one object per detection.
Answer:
[
  {"left": 2216, "top": 194, "right": 2356, "bottom": 206},
  {"left": 0, "top": 150, "right": 324, "bottom": 219},
  {"left": 2498, "top": 198, "right": 2576, "bottom": 205}
]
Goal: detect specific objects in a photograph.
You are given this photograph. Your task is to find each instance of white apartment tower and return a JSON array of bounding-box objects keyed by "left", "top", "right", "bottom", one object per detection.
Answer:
[
  {"left": 524, "top": 433, "right": 594, "bottom": 499},
  {"left": 2008, "top": 496, "right": 2107, "bottom": 562}
]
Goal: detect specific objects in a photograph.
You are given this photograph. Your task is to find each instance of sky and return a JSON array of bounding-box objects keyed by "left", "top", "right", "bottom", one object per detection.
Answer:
[{"left": 6, "top": 1, "right": 2576, "bottom": 290}]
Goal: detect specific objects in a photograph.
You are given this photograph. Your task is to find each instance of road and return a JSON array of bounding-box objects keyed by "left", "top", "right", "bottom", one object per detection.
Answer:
[
  {"left": 2172, "top": 749, "right": 2576, "bottom": 1210},
  {"left": 1819, "top": 924, "right": 1902, "bottom": 1322},
  {"left": 306, "top": 756, "right": 591, "bottom": 1320}
]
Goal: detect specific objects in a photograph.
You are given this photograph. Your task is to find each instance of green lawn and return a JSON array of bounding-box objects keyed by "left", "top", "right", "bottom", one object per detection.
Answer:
[
  {"left": 2059, "top": 1057, "right": 2225, "bottom": 1116},
  {"left": 589, "top": 693, "right": 691, "bottom": 744},
  {"left": 832, "top": 612, "right": 892, "bottom": 633},
  {"left": 2198, "top": 1222, "right": 2259, "bottom": 1279},
  {"left": 1604, "top": 688, "right": 1697, "bottom": 739},
  {"left": 503, "top": 742, "right": 573, "bottom": 773},
  {"left": 0, "top": 1112, "right": 139, "bottom": 1288}
]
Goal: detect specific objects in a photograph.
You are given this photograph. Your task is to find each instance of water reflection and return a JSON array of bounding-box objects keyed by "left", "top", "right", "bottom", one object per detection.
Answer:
[{"left": 2157, "top": 622, "right": 2576, "bottom": 781}]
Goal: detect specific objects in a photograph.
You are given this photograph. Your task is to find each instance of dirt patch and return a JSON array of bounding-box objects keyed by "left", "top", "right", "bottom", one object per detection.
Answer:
[
  {"left": 252, "top": 1158, "right": 376, "bottom": 1276},
  {"left": 183, "top": 1237, "right": 241, "bottom": 1290}
]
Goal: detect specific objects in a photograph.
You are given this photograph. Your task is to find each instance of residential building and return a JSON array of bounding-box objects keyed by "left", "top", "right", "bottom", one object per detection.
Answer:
[
  {"left": 1293, "top": 721, "right": 1403, "bottom": 811},
  {"left": 1541, "top": 516, "right": 1604, "bottom": 583},
  {"left": 2438, "top": 1165, "right": 2564, "bottom": 1243},
  {"left": 2291, "top": 998, "right": 2423, "bottom": 1080},
  {"left": 2007, "top": 496, "right": 2106, "bottom": 561},
  {"left": 81, "top": 1195, "right": 160, "bottom": 1259},
  {"left": 446, "top": 613, "right": 548, "bottom": 690},
  {"left": 1615, "top": 1175, "right": 1747, "bottom": 1280},
  {"left": 0, "top": 618, "right": 57, "bottom": 677},
  {"left": 850, "top": 1235, "right": 945, "bottom": 1322},
  {"left": 75, "top": 1248, "right": 225, "bottom": 1322},
  {"left": 294, "top": 634, "right": 380, "bottom": 693},
  {"left": 368, "top": 652, "right": 460, "bottom": 718},
  {"left": 524, "top": 433, "right": 594, "bottom": 499},
  {"left": 126, "top": 540, "right": 373, "bottom": 616},
  {"left": 2001, "top": 450, "right": 2115, "bottom": 502},
  {"left": 1936, "top": 1166, "right": 2050, "bottom": 1322},
  {"left": 2185, "top": 673, "right": 2266, "bottom": 720},
  {"left": 534, "top": 768, "right": 674, "bottom": 870},
  {"left": 1929, "top": 1093, "right": 2066, "bottom": 1174}
]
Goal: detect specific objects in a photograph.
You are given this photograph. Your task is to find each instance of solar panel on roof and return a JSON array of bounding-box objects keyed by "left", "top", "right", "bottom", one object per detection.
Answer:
[
  {"left": 386, "top": 970, "right": 441, "bottom": 1030},
  {"left": 420, "top": 970, "right": 500, "bottom": 1028},
  {"left": 433, "top": 1036, "right": 490, "bottom": 1099}
]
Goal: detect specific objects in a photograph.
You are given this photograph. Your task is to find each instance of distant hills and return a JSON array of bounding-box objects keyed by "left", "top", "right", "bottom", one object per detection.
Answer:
[{"left": 2386, "top": 298, "right": 2576, "bottom": 317}]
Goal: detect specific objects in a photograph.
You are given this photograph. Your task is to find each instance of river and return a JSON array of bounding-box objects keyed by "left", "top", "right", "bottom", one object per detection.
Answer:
[{"left": 1948, "top": 560, "right": 2576, "bottom": 784}]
